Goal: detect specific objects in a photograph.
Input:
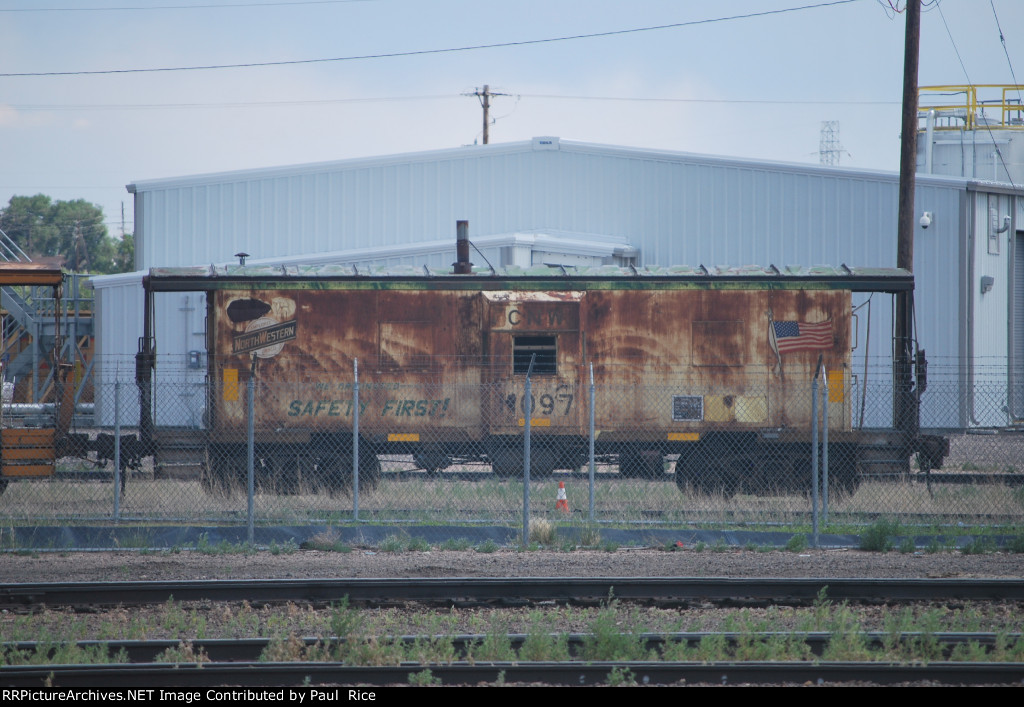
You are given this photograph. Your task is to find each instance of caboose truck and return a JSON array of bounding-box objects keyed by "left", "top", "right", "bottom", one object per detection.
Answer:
[{"left": 136, "top": 250, "right": 949, "bottom": 497}]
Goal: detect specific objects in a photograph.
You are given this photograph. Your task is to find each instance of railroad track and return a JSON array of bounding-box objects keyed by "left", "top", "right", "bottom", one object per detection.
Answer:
[
  {"left": 3, "top": 577, "right": 1023, "bottom": 609},
  {"left": 4, "top": 659, "right": 1023, "bottom": 687}
]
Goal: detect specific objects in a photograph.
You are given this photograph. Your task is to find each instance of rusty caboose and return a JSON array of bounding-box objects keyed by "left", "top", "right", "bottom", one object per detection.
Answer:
[{"left": 137, "top": 260, "right": 947, "bottom": 497}]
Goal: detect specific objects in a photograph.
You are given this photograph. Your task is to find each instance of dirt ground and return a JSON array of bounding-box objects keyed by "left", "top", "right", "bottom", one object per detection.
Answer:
[{"left": 3, "top": 546, "right": 1023, "bottom": 583}]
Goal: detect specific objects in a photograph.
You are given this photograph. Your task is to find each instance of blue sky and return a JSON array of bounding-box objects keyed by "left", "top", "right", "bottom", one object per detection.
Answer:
[{"left": 1, "top": 0, "right": 1021, "bottom": 238}]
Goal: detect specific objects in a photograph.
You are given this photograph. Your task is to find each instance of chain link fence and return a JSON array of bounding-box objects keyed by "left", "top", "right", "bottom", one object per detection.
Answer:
[{"left": 1, "top": 357, "right": 1022, "bottom": 546}]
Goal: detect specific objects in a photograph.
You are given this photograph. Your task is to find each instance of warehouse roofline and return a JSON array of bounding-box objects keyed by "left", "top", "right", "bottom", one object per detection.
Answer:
[{"left": 125, "top": 136, "right": 989, "bottom": 195}]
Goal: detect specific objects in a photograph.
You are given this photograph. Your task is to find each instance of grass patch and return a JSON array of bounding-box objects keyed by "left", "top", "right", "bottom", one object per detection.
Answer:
[
  {"left": 301, "top": 529, "right": 352, "bottom": 553},
  {"left": 195, "top": 532, "right": 255, "bottom": 556},
  {"left": 474, "top": 539, "right": 499, "bottom": 553},
  {"left": 407, "top": 668, "right": 441, "bottom": 686},
  {"left": 268, "top": 539, "right": 298, "bottom": 555},
  {"left": 962, "top": 536, "right": 997, "bottom": 555},
  {"left": 575, "top": 522, "right": 602, "bottom": 548},
  {"left": 784, "top": 534, "right": 808, "bottom": 552},
  {"left": 528, "top": 518, "right": 557, "bottom": 546},
  {"left": 858, "top": 518, "right": 900, "bottom": 552},
  {"left": 1005, "top": 535, "right": 1024, "bottom": 553}
]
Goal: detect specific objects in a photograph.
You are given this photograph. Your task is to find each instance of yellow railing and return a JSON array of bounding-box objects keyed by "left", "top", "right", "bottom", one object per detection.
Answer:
[{"left": 919, "top": 84, "right": 1024, "bottom": 130}]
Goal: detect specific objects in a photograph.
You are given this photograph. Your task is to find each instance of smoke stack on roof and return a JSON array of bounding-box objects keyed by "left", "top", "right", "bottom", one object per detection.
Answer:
[{"left": 453, "top": 220, "right": 473, "bottom": 274}]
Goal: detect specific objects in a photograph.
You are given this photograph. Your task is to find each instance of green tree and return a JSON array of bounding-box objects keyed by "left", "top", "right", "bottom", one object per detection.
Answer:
[{"left": 0, "top": 194, "right": 132, "bottom": 273}]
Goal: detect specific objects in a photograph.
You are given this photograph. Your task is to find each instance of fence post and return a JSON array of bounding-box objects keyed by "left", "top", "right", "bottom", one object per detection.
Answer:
[
  {"left": 522, "top": 356, "right": 534, "bottom": 547},
  {"left": 247, "top": 366, "right": 255, "bottom": 545},
  {"left": 113, "top": 379, "right": 121, "bottom": 521},
  {"left": 811, "top": 369, "right": 820, "bottom": 548},
  {"left": 822, "top": 362, "right": 830, "bottom": 524},
  {"left": 588, "top": 363, "right": 595, "bottom": 522},
  {"left": 353, "top": 358, "right": 360, "bottom": 522}
]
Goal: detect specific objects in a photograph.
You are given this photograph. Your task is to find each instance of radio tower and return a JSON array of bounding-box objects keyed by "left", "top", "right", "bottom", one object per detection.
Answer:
[{"left": 819, "top": 120, "right": 843, "bottom": 166}]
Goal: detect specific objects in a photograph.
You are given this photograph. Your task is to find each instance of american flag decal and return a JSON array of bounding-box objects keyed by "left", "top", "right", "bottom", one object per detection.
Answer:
[{"left": 771, "top": 319, "right": 832, "bottom": 354}]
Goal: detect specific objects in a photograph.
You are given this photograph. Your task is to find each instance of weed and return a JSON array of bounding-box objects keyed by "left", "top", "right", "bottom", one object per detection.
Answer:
[
  {"left": 898, "top": 537, "right": 916, "bottom": 554},
  {"left": 406, "top": 536, "right": 431, "bottom": 552},
  {"left": 962, "top": 536, "right": 997, "bottom": 555},
  {"left": 784, "top": 534, "right": 808, "bottom": 552},
  {"left": 155, "top": 640, "right": 209, "bottom": 666},
  {"left": 709, "top": 538, "right": 730, "bottom": 553},
  {"left": 949, "top": 640, "right": 989, "bottom": 662},
  {"left": 528, "top": 518, "right": 556, "bottom": 546},
  {"left": 924, "top": 537, "right": 942, "bottom": 554},
  {"left": 438, "top": 538, "right": 471, "bottom": 551},
  {"left": 345, "top": 637, "right": 405, "bottom": 666},
  {"left": 195, "top": 532, "right": 254, "bottom": 556},
  {"left": 576, "top": 522, "right": 602, "bottom": 548},
  {"left": 693, "top": 541, "right": 706, "bottom": 553},
  {"left": 1005, "top": 535, "right": 1024, "bottom": 553},
  {"left": 694, "top": 632, "right": 728, "bottom": 662},
  {"left": 260, "top": 633, "right": 310, "bottom": 662},
  {"left": 582, "top": 600, "right": 649, "bottom": 661},
  {"left": 407, "top": 669, "right": 441, "bottom": 686},
  {"left": 600, "top": 540, "right": 620, "bottom": 553},
  {"left": 468, "top": 618, "right": 516, "bottom": 662},
  {"left": 474, "top": 539, "right": 499, "bottom": 554},
  {"left": 519, "top": 613, "right": 570, "bottom": 662},
  {"left": 859, "top": 518, "right": 900, "bottom": 552},
  {"left": 302, "top": 529, "right": 352, "bottom": 553},
  {"left": 606, "top": 666, "right": 636, "bottom": 686},
  {"left": 378, "top": 534, "right": 406, "bottom": 553},
  {"left": 329, "top": 597, "right": 364, "bottom": 644},
  {"left": 269, "top": 539, "right": 298, "bottom": 556},
  {"left": 822, "top": 604, "right": 872, "bottom": 661}
]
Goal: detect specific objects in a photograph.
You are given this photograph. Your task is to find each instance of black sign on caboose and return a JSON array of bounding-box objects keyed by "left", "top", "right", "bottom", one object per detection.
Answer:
[{"left": 232, "top": 320, "right": 297, "bottom": 355}]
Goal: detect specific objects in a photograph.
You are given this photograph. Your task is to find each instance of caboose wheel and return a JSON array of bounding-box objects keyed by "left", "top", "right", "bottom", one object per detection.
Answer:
[{"left": 414, "top": 449, "right": 451, "bottom": 476}]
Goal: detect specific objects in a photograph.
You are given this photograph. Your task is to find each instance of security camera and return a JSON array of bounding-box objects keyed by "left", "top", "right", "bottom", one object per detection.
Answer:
[{"left": 919, "top": 212, "right": 932, "bottom": 229}]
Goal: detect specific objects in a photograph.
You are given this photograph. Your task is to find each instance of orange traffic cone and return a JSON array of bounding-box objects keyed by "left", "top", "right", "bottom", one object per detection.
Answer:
[{"left": 555, "top": 481, "right": 570, "bottom": 513}]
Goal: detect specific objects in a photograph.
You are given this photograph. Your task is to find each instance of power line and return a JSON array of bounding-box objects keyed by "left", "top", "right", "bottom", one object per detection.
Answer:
[
  {"left": 7, "top": 94, "right": 898, "bottom": 112},
  {"left": 9, "top": 95, "right": 458, "bottom": 110},
  {"left": 0, "top": 0, "right": 861, "bottom": 78},
  {"left": 520, "top": 94, "right": 898, "bottom": 105},
  {"left": 989, "top": 0, "right": 1023, "bottom": 107},
  {"left": 935, "top": 0, "right": 1017, "bottom": 188},
  {"left": 0, "top": 1, "right": 370, "bottom": 12}
]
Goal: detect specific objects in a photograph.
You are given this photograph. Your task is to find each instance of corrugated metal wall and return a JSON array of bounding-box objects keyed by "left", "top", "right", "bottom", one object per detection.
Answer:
[{"left": 131, "top": 139, "right": 962, "bottom": 272}]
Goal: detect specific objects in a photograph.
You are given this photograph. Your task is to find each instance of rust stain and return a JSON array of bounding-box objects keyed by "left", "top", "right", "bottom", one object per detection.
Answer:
[{"left": 208, "top": 284, "right": 853, "bottom": 439}]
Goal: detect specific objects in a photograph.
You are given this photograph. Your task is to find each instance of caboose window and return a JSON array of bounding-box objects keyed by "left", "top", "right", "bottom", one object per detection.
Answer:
[{"left": 513, "top": 336, "right": 557, "bottom": 375}]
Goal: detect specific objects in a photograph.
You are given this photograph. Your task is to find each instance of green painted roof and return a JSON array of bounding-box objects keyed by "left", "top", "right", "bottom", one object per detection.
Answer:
[{"left": 145, "top": 262, "right": 912, "bottom": 293}]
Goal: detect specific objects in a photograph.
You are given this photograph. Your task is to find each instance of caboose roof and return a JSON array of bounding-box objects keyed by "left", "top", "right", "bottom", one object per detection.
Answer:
[{"left": 144, "top": 263, "right": 913, "bottom": 294}]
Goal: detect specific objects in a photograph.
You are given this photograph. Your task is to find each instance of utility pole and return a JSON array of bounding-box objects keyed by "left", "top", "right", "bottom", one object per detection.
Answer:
[
  {"left": 465, "top": 85, "right": 511, "bottom": 144},
  {"left": 895, "top": 0, "right": 920, "bottom": 439},
  {"left": 481, "top": 84, "right": 490, "bottom": 145}
]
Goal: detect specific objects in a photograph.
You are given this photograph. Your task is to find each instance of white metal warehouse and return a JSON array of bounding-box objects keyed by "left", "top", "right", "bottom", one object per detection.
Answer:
[{"left": 92, "top": 137, "right": 1024, "bottom": 429}]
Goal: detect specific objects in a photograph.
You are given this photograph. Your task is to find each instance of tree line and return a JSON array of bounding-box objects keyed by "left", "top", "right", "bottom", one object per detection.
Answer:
[{"left": 0, "top": 194, "right": 133, "bottom": 274}]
